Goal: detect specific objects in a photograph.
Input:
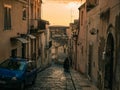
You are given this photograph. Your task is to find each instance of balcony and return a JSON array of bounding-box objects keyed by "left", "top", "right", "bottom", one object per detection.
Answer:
[
  {"left": 86, "top": 0, "right": 98, "bottom": 11},
  {"left": 30, "top": 19, "right": 49, "bottom": 34},
  {"left": 38, "top": 19, "right": 49, "bottom": 30}
]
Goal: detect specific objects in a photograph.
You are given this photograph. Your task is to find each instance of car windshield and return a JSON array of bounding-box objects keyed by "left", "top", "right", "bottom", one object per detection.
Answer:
[{"left": 0, "top": 60, "right": 26, "bottom": 71}]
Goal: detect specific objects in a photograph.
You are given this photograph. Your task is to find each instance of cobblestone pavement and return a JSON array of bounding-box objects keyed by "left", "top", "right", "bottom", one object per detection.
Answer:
[
  {"left": 70, "top": 70, "right": 98, "bottom": 90},
  {"left": 26, "top": 63, "right": 98, "bottom": 90}
]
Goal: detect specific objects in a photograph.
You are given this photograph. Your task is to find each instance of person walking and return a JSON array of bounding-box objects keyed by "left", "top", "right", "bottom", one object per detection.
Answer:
[{"left": 63, "top": 57, "right": 70, "bottom": 72}]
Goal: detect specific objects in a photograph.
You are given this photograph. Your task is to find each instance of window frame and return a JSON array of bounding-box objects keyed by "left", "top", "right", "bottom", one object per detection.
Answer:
[
  {"left": 4, "top": 4, "right": 12, "bottom": 30},
  {"left": 22, "top": 7, "right": 27, "bottom": 20}
]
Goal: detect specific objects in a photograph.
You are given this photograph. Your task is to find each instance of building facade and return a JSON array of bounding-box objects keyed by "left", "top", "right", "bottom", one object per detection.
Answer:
[
  {"left": 77, "top": 3, "right": 87, "bottom": 74},
  {"left": 0, "top": 0, "right": 28, "bottom": 62},
  {"left": 69, "top": 20, "right": 79, "bottom": 69},
  {"left": 0, "top": 0, "right": 51, "bottom": 69},
  {"left": 75, "top": 0, "right": 120, "bottom": 90},
  {"left": 29, "top": 0, "right": 52, "bottom": 68},
  {"left": 87, "top": 0, "right": 120, "bottom": 90},
  {"left": 49, "top": 26, "right": 68, "bottom": 61}
]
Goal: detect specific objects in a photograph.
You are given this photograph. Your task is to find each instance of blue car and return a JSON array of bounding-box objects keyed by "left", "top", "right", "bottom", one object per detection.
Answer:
[{"left": 0, "top": 58, "right": 37, "bottom": 90}]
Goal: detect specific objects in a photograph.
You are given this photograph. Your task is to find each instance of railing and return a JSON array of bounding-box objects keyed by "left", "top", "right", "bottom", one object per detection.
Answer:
[
  {"left": 38, "top": 20, "right": 47, "bottom": 30},
  {"left": 30, "top": 19, "right": 48, "bottom": 34}
]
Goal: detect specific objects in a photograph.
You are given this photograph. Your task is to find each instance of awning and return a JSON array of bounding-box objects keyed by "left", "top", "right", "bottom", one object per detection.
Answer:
[
  {"left": 16, "top": 37, "right": 28, "bottom": 44},
  {"left": 27, "top": 34, "right": 36, "bottom": 39}
]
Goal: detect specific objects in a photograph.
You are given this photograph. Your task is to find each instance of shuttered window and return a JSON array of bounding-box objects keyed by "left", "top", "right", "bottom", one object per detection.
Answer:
[
  {"left": 22, "top": 7, "right": 26, "bottom": 20},
  {"left": 4, "top": 5, "right": 11, "bottom": 30}
]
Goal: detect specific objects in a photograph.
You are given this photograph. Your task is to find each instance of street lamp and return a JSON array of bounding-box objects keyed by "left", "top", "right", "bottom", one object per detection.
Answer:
[{"left": 89, "top": 28, "right": 98, "bottom": 35}]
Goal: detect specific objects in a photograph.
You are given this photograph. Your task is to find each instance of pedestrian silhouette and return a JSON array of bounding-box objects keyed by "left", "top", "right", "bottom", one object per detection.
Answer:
[{"left": 63, "top": 57, "right": 70, "bottom": 72}]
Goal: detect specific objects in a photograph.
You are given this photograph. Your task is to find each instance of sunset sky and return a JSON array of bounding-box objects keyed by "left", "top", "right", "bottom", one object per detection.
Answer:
[{"left": 42, "top": 0, "right": 85, "bottom": 26}]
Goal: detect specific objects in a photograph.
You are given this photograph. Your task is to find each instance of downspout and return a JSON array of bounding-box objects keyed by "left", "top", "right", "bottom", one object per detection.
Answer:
[
  {"left": 27, "top": 0, "right": 30, "bottom": 34},
  {"left": 27, "top": 0, "right": 30, "bottom": 60},
  {"left": 75, "top": 37, "right": 78, "bottom": 70}
]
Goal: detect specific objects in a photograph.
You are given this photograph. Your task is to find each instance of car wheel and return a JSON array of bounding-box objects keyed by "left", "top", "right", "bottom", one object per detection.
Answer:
[{"left": 20, "top": 82, "right": 25, "bottom": 90}]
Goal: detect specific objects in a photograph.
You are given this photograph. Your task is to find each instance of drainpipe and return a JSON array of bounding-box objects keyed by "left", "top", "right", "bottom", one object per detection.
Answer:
[
  {"left": 27, "top": 0, "right": 30, "bottom": 60},
  {"left": 75, "top": 38, "right": 77, "bottom": 70},
  {"left": 27, "top": 0, "right": 30, "bottom": 34}
]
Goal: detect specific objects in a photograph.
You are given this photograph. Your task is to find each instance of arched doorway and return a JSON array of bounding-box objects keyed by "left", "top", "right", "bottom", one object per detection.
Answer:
[{"left": 104, "top": 33, "right": 114, "bottom": 90}]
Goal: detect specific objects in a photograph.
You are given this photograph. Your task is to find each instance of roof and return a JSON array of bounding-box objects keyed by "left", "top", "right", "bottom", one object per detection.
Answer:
[
  {"left": 16, "top": 38, "right": 28, "bottom": 44},
  {"left": 49, "top": 25, "right": 69, "bottom": 28},
  {"left": 27, "top": 34, "right": 36, "bottom": 39},
  {"left": 11, "top": 37, "right": 28, "bottom": 44}
]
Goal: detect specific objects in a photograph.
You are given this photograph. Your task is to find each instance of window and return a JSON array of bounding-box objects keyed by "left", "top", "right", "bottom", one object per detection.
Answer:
[
  {"left": 22, "top": 7, "right": 26, "bottom": 20},
  {"left": 37, "top": 8, "right": 40, "bottom": 18},
  {"left": 31, "top": 4, "right": 33, "bottom": 19},
  {"left": 35, "top": 1, "right": 37, "bottom": 19},
  {"left": 4, "top": 5, "right": 11, "bottom": 30}
]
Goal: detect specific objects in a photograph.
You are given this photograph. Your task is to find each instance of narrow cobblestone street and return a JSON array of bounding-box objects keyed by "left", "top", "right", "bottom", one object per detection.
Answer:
[{"left": 26, "top": 63, "right": 98, "bottom": 90}]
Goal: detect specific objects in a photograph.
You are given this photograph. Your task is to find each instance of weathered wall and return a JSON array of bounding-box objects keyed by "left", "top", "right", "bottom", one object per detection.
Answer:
[{"left": 0, "top": 0, "right": 27, "bottom": 62}]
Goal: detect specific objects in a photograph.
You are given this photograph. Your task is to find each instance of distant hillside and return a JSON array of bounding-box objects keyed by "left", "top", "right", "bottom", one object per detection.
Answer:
[
  {"left": 49, "top": 25, "right": 69, "bottom": 30},
  {"left": 49, "top": 25, "right": 69, "bottom": 28}
]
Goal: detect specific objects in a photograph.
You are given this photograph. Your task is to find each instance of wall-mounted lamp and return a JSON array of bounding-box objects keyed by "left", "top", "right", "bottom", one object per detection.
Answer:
[{"left": 89, "top": 28, "right": 98, "bottom": 35}]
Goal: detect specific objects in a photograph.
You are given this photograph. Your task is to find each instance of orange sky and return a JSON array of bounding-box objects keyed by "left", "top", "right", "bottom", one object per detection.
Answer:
[{"left": 42, "top": 0, "right": 84, "bottom": 26}]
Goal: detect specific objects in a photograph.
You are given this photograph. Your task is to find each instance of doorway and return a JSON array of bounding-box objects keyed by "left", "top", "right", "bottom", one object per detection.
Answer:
[
  {"left": 11, "top": 48, "right": 17, "bottom": 58},
  {"left": 104, "top": 33, "right": 114, "bottom": 90},
  {"left": 22, "top": 43, "right": 26, "bottom": 58},
  {"left": 88, "top": 43, "right": 93, "bottom": 78}
]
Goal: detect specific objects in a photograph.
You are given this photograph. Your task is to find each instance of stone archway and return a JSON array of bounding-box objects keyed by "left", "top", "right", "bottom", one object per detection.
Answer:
[{"left": 104, "top": 33, "right": 114, "bottom": 90}]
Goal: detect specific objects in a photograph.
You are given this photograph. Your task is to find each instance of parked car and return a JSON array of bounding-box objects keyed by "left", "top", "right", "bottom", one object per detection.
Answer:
[{"left": 0, "top": 58, "right": 37, "bottom": 90}]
